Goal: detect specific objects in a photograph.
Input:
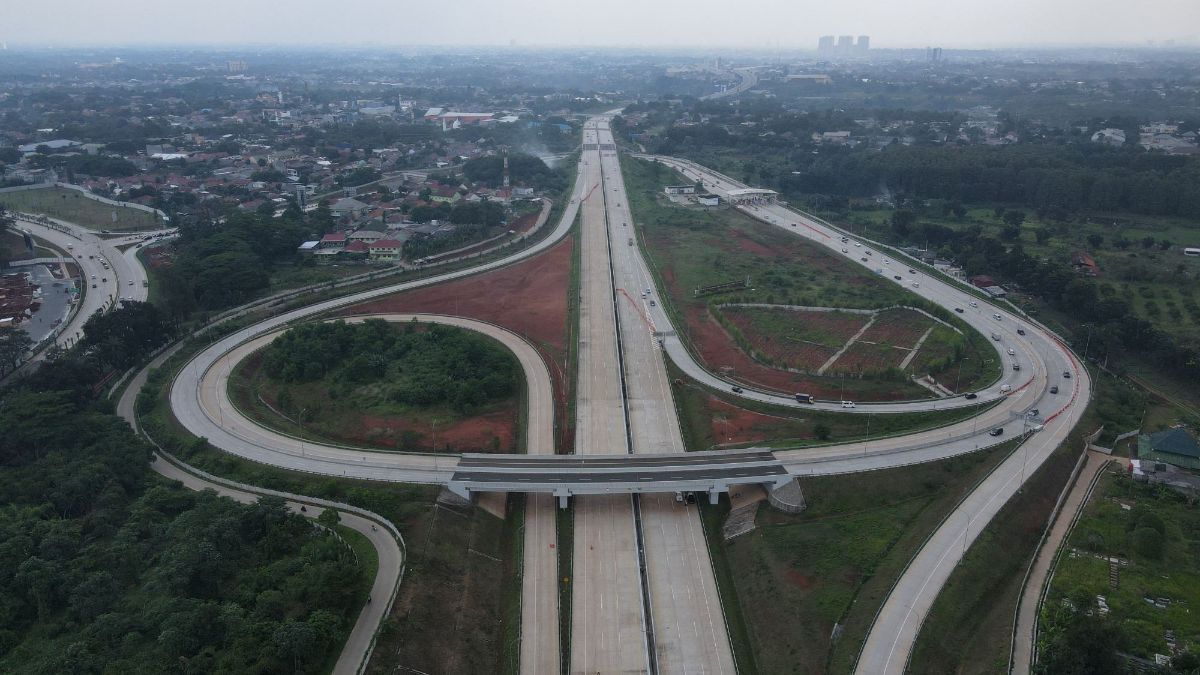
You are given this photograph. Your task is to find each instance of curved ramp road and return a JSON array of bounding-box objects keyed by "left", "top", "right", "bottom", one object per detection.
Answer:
[{"left": 633, "top": 154, "right": 1091, "bottom": 673}]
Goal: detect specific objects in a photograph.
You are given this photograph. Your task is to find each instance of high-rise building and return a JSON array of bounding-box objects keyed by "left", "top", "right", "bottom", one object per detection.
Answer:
[
  {"left": 817, "top": 35, "right": 834, "bottom": 53},
  {"left": 837, "top": 35, "right": 854, "bottom": 54},
  {"left": 926, "top": 46, "right": 943, "bottom": 62},
  {"left": 856, "top": 36, "right": 870, "bottom": 53}
]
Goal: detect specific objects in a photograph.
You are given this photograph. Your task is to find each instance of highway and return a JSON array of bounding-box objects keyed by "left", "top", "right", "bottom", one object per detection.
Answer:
[
  {"left": 594, "top": 118, "right": 736, "bottom": 672},
  {"left": 570, "top": 121, "right": 650, "bottom": 673},
  {"left": 153, "top": 128, "right": 1092, "bottom": 672}
]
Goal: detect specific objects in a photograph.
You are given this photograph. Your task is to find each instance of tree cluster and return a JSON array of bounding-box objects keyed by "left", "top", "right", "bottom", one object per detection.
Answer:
[
  {"left": 0, "top": 366, "right": 361, "bottom": 673},
  {"left": 462, "top": 153, "right": 565, "bottom": 192},
  {"left": 261, "top": 319, "right": 518, "bottom": 414}
]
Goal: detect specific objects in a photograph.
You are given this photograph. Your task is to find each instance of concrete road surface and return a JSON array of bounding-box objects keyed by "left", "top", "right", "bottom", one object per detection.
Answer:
[
  {"left": 570, "top": 120, "right": 650, "bottom": 674},
  {"left": 595, "top": 119, "right": 737, "bottom": 673}
]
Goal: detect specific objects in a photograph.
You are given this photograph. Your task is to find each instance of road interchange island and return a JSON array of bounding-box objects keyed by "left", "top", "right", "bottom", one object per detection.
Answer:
[{"left": 161, "top": 116, "right": 1089, "bottom": 673}]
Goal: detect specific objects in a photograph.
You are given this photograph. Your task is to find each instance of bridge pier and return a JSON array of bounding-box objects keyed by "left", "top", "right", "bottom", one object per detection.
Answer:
[{"left": 555, "top": 490, "right": 570, "bottom": 509}]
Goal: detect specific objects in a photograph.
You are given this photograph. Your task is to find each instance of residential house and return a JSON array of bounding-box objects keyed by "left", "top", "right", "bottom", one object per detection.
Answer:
[
  {"left": 369, "top": 239, "right": 404, "bottom": 261},
  {"left": 330, "top": 197, "right": 370, "bottom": 220},
  {"left": 319, "top": 232, "right": 347, "bottom": 250},
  {"left": 348, "top": 229, "right": 386, "bottom": 245},
  {"left": 1138, "top": 427, "right": 1200, "bottom": 471}
]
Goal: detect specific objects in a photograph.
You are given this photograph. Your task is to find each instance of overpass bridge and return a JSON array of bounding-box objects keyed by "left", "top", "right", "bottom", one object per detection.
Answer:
[{"left": 447, "top": 448, "right": 793, "bottom": 507}]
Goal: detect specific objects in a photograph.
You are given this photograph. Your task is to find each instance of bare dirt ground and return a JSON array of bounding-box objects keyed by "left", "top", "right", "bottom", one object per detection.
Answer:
[{"left": 345, "top": 235, "right": 574, "bottom": 450}]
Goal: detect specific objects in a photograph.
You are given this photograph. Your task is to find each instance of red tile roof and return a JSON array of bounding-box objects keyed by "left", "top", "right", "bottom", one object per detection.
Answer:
[
  {"left": 370, "top": 239, "right": 403, "bottom": 249},
  {"left": 321, "top": 232, "right": 347, "bottom": 243}
]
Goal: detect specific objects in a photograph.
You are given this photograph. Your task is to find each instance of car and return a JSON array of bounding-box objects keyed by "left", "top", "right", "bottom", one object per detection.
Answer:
[
  {"left": 841, "top": 400, "right": 856, "bottom": 408},
  {"left": 860, "top": 257, "right": 868, "bottom": 262},
  {"left": 989, "top": 428, "right": 1004, "bottom": 437},
  {"left": 954, "top": 307, "right": 964, "bottom": 313},
  {"left": 884, "top": 258, "right": 891, "bottom": 263},
  {"left": 1007, "top": 348, "right": 1015, "bottom": 355},
  {"left": 91, "top": 284, "right": 96, "bottom": 289},
  {"left": 1050, "top": 385, "right": 1059, "bottom": 394},
  {"left": 649, "top": 300, "right": 656, "bottom": 306},
  {"left": 841, "top": 247, "right": 848, "bottom": 253},
  {"left": 101, "top": 277, "right": 107, "bottom": 282},
  {"left": 90, "top": 274, "right": 96, "bottom": 279},
  {"left": 993, "top": 313, "right": 1002, "bottom": 320},
  {"left": 912, "top": 282, "right": 920, "bottom": 288},
  {"left": 731, "top": 386, "right": 743, "bottom": 394},
  {"left": 1012, "top": 363, "right": 1021, "bottom": 371},
  {"left": 1063, "top": 371, "right": 1072, "bottom": 379},
  {"left": 970, "top": 301, "right": 979, "bottom": 308},
  {"left": 1028, "top": 409, "right": 1040, "bottom": 418},
  {"left": 908, "top": 268, "right": 916, "bottom": 274},
  {"left": 128, "top": 280, "right": 134, "bottom": 286},
  {"left": 866, "top": 251, "right": 873, "bottom": 256},
  {"left": 1017, "top": 328, "right": 1026, "bottom": 336},
  {"left": 964, "top": 392, "right": 978, "bottom": 400},
  {"left": 893, "top": 275, "right": 902, "bottom": 280},
  {"left": 1000, "top": 384, "right": 1012, "bottom": 393},
  {"left": 854, "top": 242, "right": 861, "bottom": 247}
]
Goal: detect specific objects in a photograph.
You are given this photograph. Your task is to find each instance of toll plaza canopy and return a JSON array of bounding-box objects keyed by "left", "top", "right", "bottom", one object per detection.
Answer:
[{"left": 725, "top": 188, "right": 777, "bottom": 204}]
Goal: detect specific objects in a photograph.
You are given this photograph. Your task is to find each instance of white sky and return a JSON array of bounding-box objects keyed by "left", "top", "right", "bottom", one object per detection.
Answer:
[{"left": 6, "top": 0, "right": 1200, "bottom": 49}]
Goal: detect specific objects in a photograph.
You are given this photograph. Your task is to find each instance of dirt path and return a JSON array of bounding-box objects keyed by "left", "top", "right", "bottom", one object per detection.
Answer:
[
  {"left": 1011, "top": 451, "right": 1112, "bottom": 674},
  {"left": 818, "top": 314, "right": 876, "bottom": 375}
]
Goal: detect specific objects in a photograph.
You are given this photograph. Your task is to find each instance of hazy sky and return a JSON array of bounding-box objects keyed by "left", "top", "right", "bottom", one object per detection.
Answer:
[{"left": 6, "top": 0, "right": 1200, "bottom": 49}]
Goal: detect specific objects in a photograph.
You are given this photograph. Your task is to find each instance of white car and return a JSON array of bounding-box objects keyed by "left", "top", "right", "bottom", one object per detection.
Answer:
[
  {"left": 841, "top": 400, "right": 856, "bottom": 408},
  {"left": 854, "top": 242, "right": 861, "bottom": 247},
  {"left": 1007, "top": 348, "right": 1016, "bottom": 355},
  {"left": 912, "top": 282, "right": 920, "bottom": 288}
]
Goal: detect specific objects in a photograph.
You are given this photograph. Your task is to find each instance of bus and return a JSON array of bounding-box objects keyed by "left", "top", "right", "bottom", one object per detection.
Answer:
[{"left": 1185, "top": 247, "right": 1200, "bottom": 257}]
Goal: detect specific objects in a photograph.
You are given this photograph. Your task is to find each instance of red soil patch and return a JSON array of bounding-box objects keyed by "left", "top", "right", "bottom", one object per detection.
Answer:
[
  {"left": 785, "top": 569, "right": 815, "bottom": 589},
  {"left": 726, "top": 227, "right": 775, "bottom": 257},
  {"left": 355, "top": 407, "right": 517, "bottom": 452},
  {"left": 344, "top": 235, "right": 573, "bottom": 451},
  {"left": 705, "top": 395, "right": 813, "bottom": 446},
  {"left": 724, "top": 307, "right": 865, "bottom": 371}
]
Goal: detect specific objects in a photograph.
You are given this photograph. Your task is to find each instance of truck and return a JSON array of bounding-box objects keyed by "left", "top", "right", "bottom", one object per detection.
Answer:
[{"left": 794, "top": 393, "right": 815, "bottom": 404}]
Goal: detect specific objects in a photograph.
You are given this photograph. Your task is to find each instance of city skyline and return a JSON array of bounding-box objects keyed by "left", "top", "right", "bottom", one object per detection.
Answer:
[{"left": 4, "top": 0, "right": 1200, "bottom": 50}]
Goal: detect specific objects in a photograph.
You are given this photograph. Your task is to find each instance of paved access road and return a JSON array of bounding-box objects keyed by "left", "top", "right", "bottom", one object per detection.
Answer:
[{"left": 115, "top": 343, "right": 403, "bottom": 675}]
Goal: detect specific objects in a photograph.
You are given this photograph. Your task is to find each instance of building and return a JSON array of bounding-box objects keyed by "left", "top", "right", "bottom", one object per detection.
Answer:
[
  {"left": 663, "top": 185, "right": 696, "bottom": 195},
  {"left": 817, "top": 35, "right": 835, "bottom": 53},
  {"left": 297, "top": 240, "right": 320, "bottom": 255},
  {"left": 342, "top": 240, "right": 369, "bottom": 259},
  {"left": 787, "top": 74, "right": 832, "bottom": 85},
  {"left": 330, "top": 197, "right": 370, "bottom": 220},
  {"left": 837, "top": 35, "right": 854, "bottom": 54},
  {"left": 349, "top": 229, "right": 387, "bottom": 245},
  {"left": 1138, "top": 428, "right": 1200, "bottom": 471},
  {"left": 17, "top": 139, "right": 82, "bottom": 154},
  {"left": 697, "top": 195, "right": 720, "bottom": 207},
  {"left": 1071, "top": 252, "right": 1100, "bottom": 277},
  {"left": 927, "top": 47, "right": 943, "bottom": 62},
  {"left": 369, "top": 239, "right": 404, "bottom": 261},
  {"left": 1091, "top": 128, "right": 1127, "bottom": 146},
  {"left": 856, "top": 36, "right": 870, "bottom": 53},
  {"left": 319, "top": 232, "right": 347, "bottom": 250}
]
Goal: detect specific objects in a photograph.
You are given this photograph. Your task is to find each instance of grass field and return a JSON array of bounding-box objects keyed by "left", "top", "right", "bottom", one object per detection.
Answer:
[
  {"left": 1040, "top": 470, "right": 1200, "bottom": 664},
  {"left": 668, "top": 360, "right": 994, "bottom": 450},
  {"left": 1, "top": 187, "right": 163, "bottom": 231},
  {"left": 701, "top": 439, "right": 1017, "bottom": 674},
  {"left": 623, "top": 155, "right": 990, "bottom": 400}
]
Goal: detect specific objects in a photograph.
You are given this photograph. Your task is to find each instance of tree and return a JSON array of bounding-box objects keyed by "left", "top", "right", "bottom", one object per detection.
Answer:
[
  {"left": 890, "top": 209, "right": 916, "bottom": 237},
  {"left": 1087, "top": 233, "right": 1104, "bottom": 249},
  {"left": 1035, "top": 227, "right": 1052, "bottom": 244},
  {"left": 813, "top": 424, "right": 831, "bottom": 440},
  {"left": 1002, "top": 210, "right": 1026, "bottom": 227},
  {"left": 1131, "top": 526, "right": 1164, "bottom": 559},
  {"left": 316, "top": 508, "right": 341, "bottom": 528},
  {"left": 1141, "top": 236, "right": 1157, "bottom": 249},
  {"left": 1001, "top": 225, "right": 1021, "bottom": 241},
  {"left": 0, "top": 329, "right": 33, "bottom": 375}
]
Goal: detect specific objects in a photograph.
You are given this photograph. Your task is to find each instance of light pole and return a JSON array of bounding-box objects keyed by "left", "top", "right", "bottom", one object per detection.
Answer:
[{"left": 299, "top": 407, "right": 308, "bottom": 457}]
